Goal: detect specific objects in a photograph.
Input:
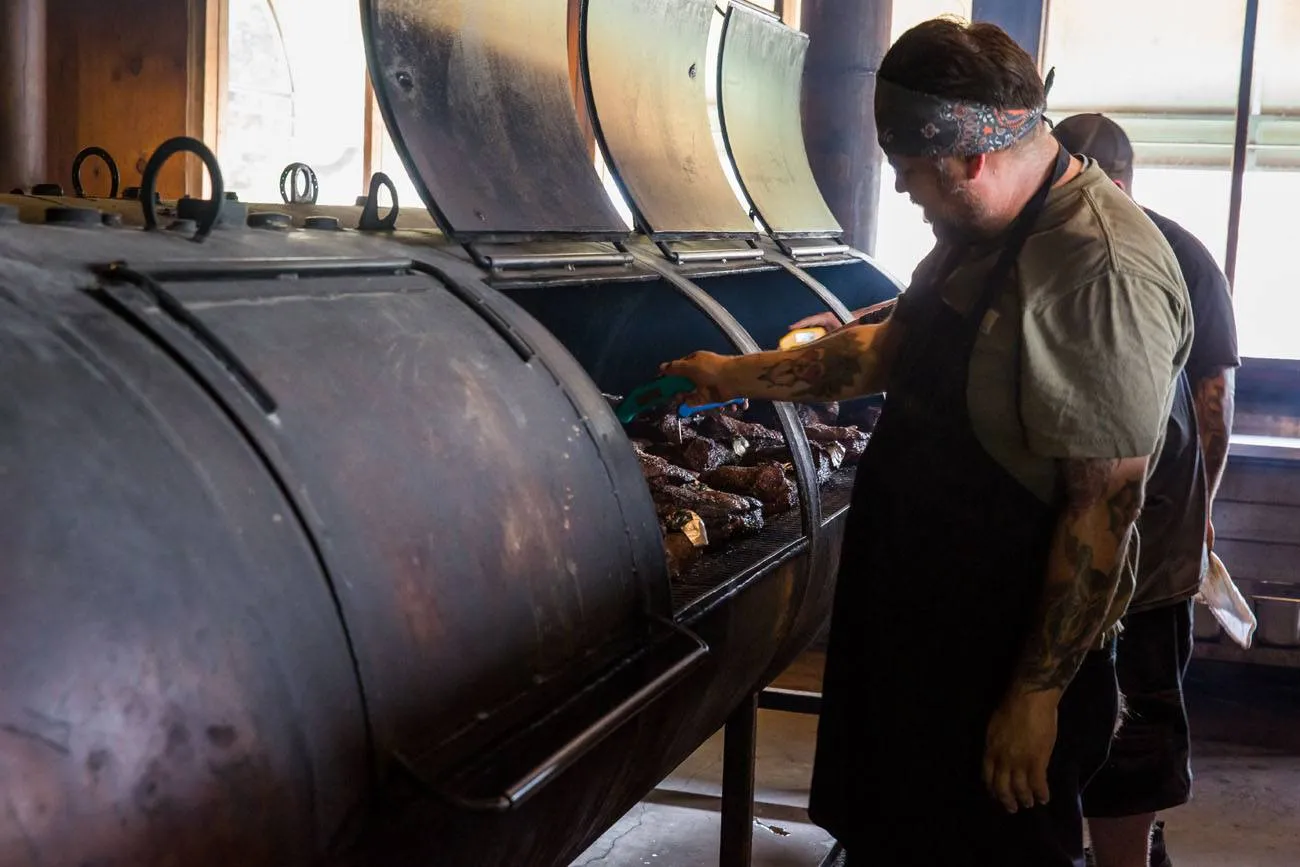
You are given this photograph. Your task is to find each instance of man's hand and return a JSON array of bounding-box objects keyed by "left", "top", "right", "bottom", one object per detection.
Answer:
[
  {"left": 660, "top": 351, "right": 741, "bottom": 406},
  {"left": 984, "top": 689, "right": 1060, "bottom": 812},
  {"left": 984, "top": 457, "right": 1148, "bottom": 813}
]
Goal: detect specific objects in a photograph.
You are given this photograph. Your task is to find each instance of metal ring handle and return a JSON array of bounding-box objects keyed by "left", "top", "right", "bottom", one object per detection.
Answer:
[
  {"left": 358, "top": 172, "right": 399, "bottom": 231},
  {"left": 278, "top": 162, "right": 319, "bottom": 204},
  {"left": 139, "top": 137, "right": 225, "bottom": 242},
  {"left": 71, "top": 146, "right": 120, "bottom": 198}
]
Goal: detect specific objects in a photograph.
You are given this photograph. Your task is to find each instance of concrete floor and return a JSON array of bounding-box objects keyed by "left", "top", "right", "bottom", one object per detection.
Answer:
[{"left": 571, "top": 654, "right": 1300, "bottom": 867}]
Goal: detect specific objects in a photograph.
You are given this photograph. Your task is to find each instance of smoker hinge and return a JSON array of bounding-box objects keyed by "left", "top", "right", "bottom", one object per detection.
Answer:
[
  {"left": 466, "top": 240, "right": 634, "bottom": 274},
  {"left": 655, "top": 238, "right": 766, "bottom": 266},
  {"left": 776, "top": 237, "right": 853, "bottom": 261}
]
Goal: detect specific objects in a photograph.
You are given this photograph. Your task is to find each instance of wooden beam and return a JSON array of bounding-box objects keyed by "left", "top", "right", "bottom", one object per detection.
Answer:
[
  {"left": 363, "top": 77, "right": 382, "bottom": 190},
  {"left": 186, "top": 0, "right": 226, "bottom": 196},
  {"left": 779, "top": 0, "right": 803, "bottom": 30},
  {"left": 0, "top": 0, "right": 47, "bottom": 190}
]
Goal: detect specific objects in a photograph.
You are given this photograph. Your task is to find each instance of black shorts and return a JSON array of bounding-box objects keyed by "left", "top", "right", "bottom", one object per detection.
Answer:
[{"left": 1082, "top": 599, "right": 1194, "bottom": 818}]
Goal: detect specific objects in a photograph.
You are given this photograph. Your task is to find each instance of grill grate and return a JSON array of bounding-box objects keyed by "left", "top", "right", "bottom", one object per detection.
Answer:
[
  {"left": 668, "top": 468, "right": 859, "bottom": 614},
  {"left": 819, "top": 468, "right": 857, "bottom": 523},
  {"left": 670, "top": 504, "right": 807, "bottom": 613}
]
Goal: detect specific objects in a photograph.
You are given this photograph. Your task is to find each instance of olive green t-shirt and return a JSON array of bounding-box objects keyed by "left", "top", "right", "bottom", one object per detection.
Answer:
[{"left": 898, "top": 158, "right": 1194, "bottom": 635}]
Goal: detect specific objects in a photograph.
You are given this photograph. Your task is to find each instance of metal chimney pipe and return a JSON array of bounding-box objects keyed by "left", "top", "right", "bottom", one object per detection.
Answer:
[{"left": 799, "top": 0, "right": 892, "bottom": 255}]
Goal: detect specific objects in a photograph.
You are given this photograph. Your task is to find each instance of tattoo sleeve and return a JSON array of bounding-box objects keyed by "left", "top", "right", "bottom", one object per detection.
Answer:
[
  {"left": 728, "top": 317, "right": 904, "bottom": 403},
  {"left": 1011, "top": 456, "right": 1149, "bottom": 694},
  {"left": 1194, "top": 368, "right": 1235, "bottom": 503}
]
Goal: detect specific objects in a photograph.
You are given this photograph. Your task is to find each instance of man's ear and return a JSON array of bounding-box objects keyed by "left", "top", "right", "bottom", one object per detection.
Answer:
[
  {"left": 964, "top": 153, "right": 988, "bottom": 182},
  {"left": 1113, "top": 178, "right": 1129, "bottom": 194}
]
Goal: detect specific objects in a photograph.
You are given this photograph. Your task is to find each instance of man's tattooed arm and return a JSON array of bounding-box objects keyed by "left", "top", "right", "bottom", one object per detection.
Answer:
[
  {"left": 1195, "top": 368, "right": 1235, "bottom": 503},
  {"left": 730, "top": 318, "right": 904, "bottom": 403},
  {"left": 1009, "top": 456, "right": 1149, "bottom": 695}
]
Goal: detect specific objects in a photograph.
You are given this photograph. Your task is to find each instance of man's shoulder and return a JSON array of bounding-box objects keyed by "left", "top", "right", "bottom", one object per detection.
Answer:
[{"left": 1023, "top": 181, "right": 1187, "bottom": 312}]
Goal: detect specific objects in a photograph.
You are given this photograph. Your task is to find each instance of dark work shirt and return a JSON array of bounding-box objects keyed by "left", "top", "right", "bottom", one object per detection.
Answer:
[{"left": 1132, "top": 207, "right": 1241, "bottom": 611}]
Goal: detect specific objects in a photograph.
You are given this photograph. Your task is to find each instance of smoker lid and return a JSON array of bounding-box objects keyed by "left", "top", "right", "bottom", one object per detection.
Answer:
[
  {"left": 717, "top": 5, "right": 842, "bottom": 238},
  {"left": 361, "top": 0, "right": 629, "bottom": 241},
  {"left": 584, "top": 0, "right": 756, "bottom": 238}
]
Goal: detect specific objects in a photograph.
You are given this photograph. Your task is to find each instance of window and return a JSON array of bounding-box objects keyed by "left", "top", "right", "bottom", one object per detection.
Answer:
[
  {"left": 1232, "top": 0, "right": 1300, "bottom": 360},
  {"left": 1043, "top": 0, "right": 1298, "bottom": 361},
  {"left": 1043, "top": 0, "right": 1246, "bottom": 274},
  {"left": 221, "top": 0, "right": 367, "bottom": 205},
  {"left": 873, "top": 1, "right": 973, "bottom": 281}
]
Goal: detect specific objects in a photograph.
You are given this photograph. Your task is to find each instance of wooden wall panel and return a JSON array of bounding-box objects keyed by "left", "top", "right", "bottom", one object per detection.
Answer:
[
  {"left": 1219, "top": 460, "right": 1300, "bottom": 507},
  {"left": 46, "top": 0, "right": 194, "bottom": 199},
  {"left": 1214, "top": 457, "right": 1300, "bottom": 590},
  {"left": 1215, "top": 501, "right": 1300, "bottom": 546}
]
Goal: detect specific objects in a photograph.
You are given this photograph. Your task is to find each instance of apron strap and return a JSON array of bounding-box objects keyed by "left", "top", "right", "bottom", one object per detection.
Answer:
[{"left": 973, "top": 143, "right": 1073, "bottom": 320}]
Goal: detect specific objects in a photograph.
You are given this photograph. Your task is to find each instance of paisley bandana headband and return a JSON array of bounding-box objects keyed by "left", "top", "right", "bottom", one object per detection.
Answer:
[{"left": 874, "top": 78, "right": 1046, "bottom": 158}]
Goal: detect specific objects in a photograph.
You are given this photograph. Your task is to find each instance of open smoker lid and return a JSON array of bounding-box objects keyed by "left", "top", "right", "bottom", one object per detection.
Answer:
[
  {"left": 583, "top": 0, "right": 756, "bottom": 238},
  {"left": 360, "top": 0, "right": 628, "bottom": 240},
  {"left": 717, "top": 3, "right": 842, "bottom": 239}
]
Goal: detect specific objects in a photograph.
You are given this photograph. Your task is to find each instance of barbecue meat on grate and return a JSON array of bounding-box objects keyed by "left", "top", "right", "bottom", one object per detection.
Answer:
[
  {"left": 697, "top": 412, "right": 785, "bottom": 449},
  {"left": 649, "top": 436, "right": 741, "bottom": 473},
  {"left": 633, "top": 444, "right": 700, "bottom": 486},
  {"left": 796, "top": 403, "right": 841, "bottom": 426},
  {"left": 650, "top": 481, "right": 764, "bottom": 541},
  {"left": 803, "top": 421, "right": 869, "bottom": 464},
  {"left": 700, "top": 463, "right": 797, "bottom": 515}
]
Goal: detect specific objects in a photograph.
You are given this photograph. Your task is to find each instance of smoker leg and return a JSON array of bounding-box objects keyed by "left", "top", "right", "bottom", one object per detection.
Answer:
[
  {"left": 757, "top": 686, "right": 822, "bottom": 716},
  {"left": 720, "top": 692, "right": 758, "bottom": 867}
]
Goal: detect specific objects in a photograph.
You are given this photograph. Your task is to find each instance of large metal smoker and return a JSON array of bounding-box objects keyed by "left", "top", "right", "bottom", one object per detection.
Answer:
[{"left": 0, "top": 1, "right": 900, "bottom": 865}]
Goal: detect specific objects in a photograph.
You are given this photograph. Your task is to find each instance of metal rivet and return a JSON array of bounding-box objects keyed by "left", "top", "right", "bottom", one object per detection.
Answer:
[
  {"left": 305, "top": 216, "right": 342, "bottom": 231},
  {"left": 248, "top": 211, "right": 294, "bottom": 230}
]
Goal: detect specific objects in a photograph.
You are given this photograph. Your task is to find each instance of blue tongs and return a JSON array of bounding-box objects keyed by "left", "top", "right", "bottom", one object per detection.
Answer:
[{"left": 614, "top": 375, "right": 747, "bottom": 425}]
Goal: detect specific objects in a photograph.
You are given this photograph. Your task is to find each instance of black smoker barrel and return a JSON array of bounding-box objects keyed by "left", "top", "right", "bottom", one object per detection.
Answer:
[{"left": 0, "top": 1, "right": 903, "bottom": 865}]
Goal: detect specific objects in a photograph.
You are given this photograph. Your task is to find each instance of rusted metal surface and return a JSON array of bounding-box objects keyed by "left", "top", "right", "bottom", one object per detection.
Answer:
[
  {"left": 718, "top": 4, "right": 842, "bottom": 238},
  {"left": 584, "top": 0, "right": 756, "bottom": 236},
  {"left": 0, "top": 269, "right": 367, "bottom": 866},
  {"left": 332, "top": 557, "right": 813, "bottom": 867},
  {"left": 360, "top": 0, "right": 627, "bottom": 239},
  {"left": 66, "top": 250, "right": 672, "bottom": 774}
]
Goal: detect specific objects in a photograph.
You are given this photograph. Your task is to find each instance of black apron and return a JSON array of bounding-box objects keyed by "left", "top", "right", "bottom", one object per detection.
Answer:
[{"left": 808, "top": 147, "right": 1114, "bottom": 863}]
